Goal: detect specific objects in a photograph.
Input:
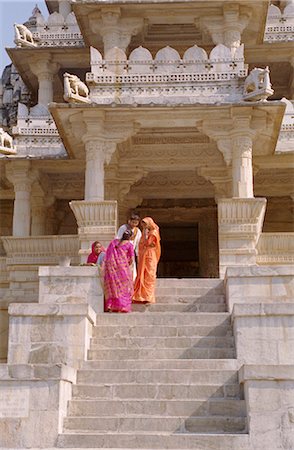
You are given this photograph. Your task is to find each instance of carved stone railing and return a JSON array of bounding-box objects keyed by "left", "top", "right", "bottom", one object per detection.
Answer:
[
  {"left": 12, "top": 103, "right": 67, "bottom": 157},
  {"left": 85, "top": 44, "right": 249, "bottom": 105},
  {"left": 14, "top": 11, "right": 84, "bottom": 48},
  {"left": 276, "top": 98, "right": 294, "bottom": 154},
  {"left": 264, "top": 4, "right": 294, "bottom": 42},
  {"left": 257, "top": 232, "right": 294, "bottom": 264},
  {"left": 1, "top": 235, "right": 79, "bottom": 265}
]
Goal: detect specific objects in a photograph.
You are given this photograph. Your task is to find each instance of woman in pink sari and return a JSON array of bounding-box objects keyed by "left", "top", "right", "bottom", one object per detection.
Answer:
[{"left": 104, "top": 229, "right": 135, "bottom": 313}]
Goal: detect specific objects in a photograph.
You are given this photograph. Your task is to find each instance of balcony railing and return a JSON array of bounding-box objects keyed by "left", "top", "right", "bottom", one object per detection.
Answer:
[
  {"left": 257, "top": 232, "right": 294, "bottom": 264},
  {"left": 264, "top": 4, "right": 294, "bottom": 42}
]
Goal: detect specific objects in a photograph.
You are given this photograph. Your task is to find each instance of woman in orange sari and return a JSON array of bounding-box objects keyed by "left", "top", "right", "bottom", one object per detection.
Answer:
[{"left": 133, "top": 217, "right": 161, "bottom": 304}]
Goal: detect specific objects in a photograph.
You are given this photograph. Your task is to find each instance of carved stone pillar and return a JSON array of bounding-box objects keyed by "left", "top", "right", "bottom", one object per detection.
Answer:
[
  {"left": 29, "top": 57, "right": 59, "bottom": 107},
  {"left": 232, "top": 134, "right": 254, "bottom": 198},
  {"left": 89, "top": 8, "right": 143, "bottom": 54},
  {"left": 218, "top": 198, "right": 267, "bottom": 278},
  {"left": 6, "top": 162, "right": 36, "bottom": 237},
  {"left": 84, "top": 140, "right": 116, "bottom": 201}
]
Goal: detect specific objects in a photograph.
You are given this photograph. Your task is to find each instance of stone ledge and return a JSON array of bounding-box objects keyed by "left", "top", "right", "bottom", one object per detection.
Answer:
[
  {"left": 38, "top": 266, "right": 99, "bottom": 277},
  {"left": 239, "top": 364, "right": 294, "bottom": 382},
  {"left": 8, "top": 303, "right": 96, "bottom": 324},
  {"left": 232, "top": 303, "right": 294, "bottom": 320},
  {"left": 0, "top": 364, "right": 76, "bottom": 383},
  {"left": 225, "top": 265, "right": 294, "bottom": 278}
]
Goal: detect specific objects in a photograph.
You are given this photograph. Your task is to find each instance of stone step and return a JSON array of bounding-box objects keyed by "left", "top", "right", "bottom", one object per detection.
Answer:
[
  {"left": 88, "top": 347, "right": 235, "bottom": 360},
  {"left": 63, "top": 415, "right": 247, "bottom": 433},
  {"left": 90, "top": 336, "right": 235, "bottom": 349},
  {"left": 92, "top": 324, "right": 233, "bottom": 338},
  {"left": 57, "top": 432, "right": 250, "bottom": 449},
  {"left": 155, "top": 287, "right": 224, "bottom": 296},
  {"left": 77, "top": 369, "right": 238, "bottom": 385},
  {"left": 154, "top": 294, "right": 226, "bottom": 304},
  {"left": 131, "top": 303, "right": 227, "bottom": 313},
  {"left": 81, "top": 359, "right": 239, "bottom": 371},
  {"left": 67, "top": 399, "right": 246, "bottom": 417},
  {"left": 72, "top": 382, "right": 241, "bottom": 400},
  {"left": 95, "top": 312, "right": 231, "bottom": 327},
  {"left": 156, "top": 278, "right": 224, "bottom": 288}
]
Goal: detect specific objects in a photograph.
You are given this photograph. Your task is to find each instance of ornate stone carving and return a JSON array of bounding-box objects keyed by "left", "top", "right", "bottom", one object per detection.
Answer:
[
  {"left": 86, "top": 43, "right": 248, "bottom": 105},
  {"left": 14, "top": 23, "right": 36, "bottom": 47},
  {"left": 63, "top": 73, "right": 90, "bottom": 104},
  {"left": 243, "top": 67, "right": 274, "bottom": 102},
  {"left": 276, "top": 98, "right": 294, "bottom": 154},
  {"left": 0, "top": 128, "right": 16, "bottom": 155},
  {"left": 264, "top": 4, "right": 294, "bottom": 42},
  {"left": 257, "top": 232, "right": 294, "bottom": 265}
]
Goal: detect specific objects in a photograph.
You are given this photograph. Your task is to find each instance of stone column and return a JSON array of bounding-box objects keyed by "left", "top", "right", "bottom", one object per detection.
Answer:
[
  {"left": 29, "top": 57, "right": 59, "bottom": 107},
  {"left": 59, "top": 0, "right": 71, "bottom": 18},
  {"left": 31, "top": 195, "right": 46, "bottom": 236},
  {"left": 90, "top": 9, "right": 143, "bottom": 54},
  {"left": 232, "top": 134, "right": 254, "bottom": 198},
  {"left": 6, "top": 162, "right": 36, "bottom": 237},
  {"left": 84, "top": 140, "right": 109, "bottom": 201}
]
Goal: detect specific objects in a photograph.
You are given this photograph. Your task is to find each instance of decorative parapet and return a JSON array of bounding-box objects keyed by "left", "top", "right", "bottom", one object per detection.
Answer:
[
  {"left": 15, "top": 11, "right": 84, "bottom": 48},
  {"left": 264, "top": 3, "right": 294, "bottom": 42},
  {"left": 218, "top": 198, "right": 267, "bottom": 239},
  {"left": 11, "top": 103, "right": 67, "bottom": 157},
  {"left": 84, "top": 44, "right": 248, "bottom": 105},
  {"left": 0, "top": 128, "right": 17, "bottom": 155},
  {"left": 257, "top": 232, "right": 294, "bottom": 265},
  {"left": 276, "top": 98, "right": 294, "bottom": 154},
  {"left": 1, "top": 235, "right": 79, "bottom": 265}
]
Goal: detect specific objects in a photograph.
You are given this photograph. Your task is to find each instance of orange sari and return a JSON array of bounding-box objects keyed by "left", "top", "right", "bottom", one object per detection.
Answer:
[{"left": 133, "top": 217, "right": 161, "bottom": 304}]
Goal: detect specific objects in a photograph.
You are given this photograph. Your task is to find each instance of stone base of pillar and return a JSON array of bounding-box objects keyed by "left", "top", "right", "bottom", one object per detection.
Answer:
[
  {"left": 218, "top": 198, "right": 267, "bottom": 278},
  {"left": 70, "top": 200, "right": 117, "bottom": 263}
]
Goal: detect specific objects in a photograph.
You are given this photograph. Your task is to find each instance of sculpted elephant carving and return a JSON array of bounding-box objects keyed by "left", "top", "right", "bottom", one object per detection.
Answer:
[
  {"left": 63, "top": 73, "right": 91, "bottom": 103},
  {"left": 243, "top": 66, "right": 274, "bottom": 101},
  {"left": 14, "top": 23, "right": 36, "bottom": 47},
  {"left": 0, "top": 128, "right": 16, "bottom": 154}
]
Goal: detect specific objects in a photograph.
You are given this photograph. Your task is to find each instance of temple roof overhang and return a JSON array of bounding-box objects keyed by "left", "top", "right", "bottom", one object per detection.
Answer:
[
  {"left": 49, "top": 101, "right": 285, "bottom": 163},
  {"left": 6, "top": 47, "right": 90, "bottom": 99},
  {"left": 72, "top": 0, "right": 269, "bottom": 50}
]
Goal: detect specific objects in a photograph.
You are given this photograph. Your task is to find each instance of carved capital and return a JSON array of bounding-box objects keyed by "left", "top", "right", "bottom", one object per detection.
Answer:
[
  {"left": 90, "top": 9, "right": 143, "bottom": 53},
  {"left": 29, "top": 57, "right": 60, "bottom": 80},
  {"left": 6, "top": 162, "right": 37, "bottom": 192}
]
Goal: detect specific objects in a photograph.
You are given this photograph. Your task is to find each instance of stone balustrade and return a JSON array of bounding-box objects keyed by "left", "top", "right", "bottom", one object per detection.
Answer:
[
  {"left": 85, "top": 44, "right": 249, "bottom": 105},
  {"left": 218, "top": 198, "right": 266, "bottom": 235},
  {"left": 15, "top": 11, "right": 84, "bottom": 48},
  {"left": 276, "top": 98, "right": 294, "bottom": 154},
  {"left": 264, "top": 3, "right": 294, "bottom": 42},
  {"left": 257, "top": 232, "right": 294, "bottom": 265},
  {"left": 12, "top": 103, "right": 67, "bottom": 157},
  {"left": 1, "top": 235, "right": 79, "bottom": 266}
]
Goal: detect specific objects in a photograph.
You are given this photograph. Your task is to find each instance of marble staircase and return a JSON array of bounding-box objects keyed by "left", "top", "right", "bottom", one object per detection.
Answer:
[{"left": 57, "top": 278, "right": 250, "bottom": 449}]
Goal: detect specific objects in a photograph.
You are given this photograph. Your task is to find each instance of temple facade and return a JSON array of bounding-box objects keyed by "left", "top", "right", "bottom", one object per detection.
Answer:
[{"left": 0, "top": 1, "right": 294, "bottom": 449}]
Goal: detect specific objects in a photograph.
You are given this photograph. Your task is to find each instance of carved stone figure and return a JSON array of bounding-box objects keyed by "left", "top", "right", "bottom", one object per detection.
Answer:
[
  {"left": 14, "top": 23, "right": 36, "bottom": 47},
  {"left": 0, "top": 128, "right": 16, "bottom": 154},
  {"left": 63, "top": 72, "right": 90, "bottom": 103},
  {"left": 243, "top": 66, "right": 274, "bottom": 101}
]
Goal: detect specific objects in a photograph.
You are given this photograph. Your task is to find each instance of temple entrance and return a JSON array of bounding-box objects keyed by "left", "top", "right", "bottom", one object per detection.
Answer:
[
  {"left": 135, "top": 198, "right": 219, "bottom": 278},
  {"left": 158, "top": 224, "right": 199, "bottom": 278}
]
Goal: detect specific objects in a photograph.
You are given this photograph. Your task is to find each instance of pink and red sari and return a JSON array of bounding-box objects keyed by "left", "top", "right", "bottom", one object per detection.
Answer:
[{"left": 104, "top": 239, "right": 134, "bottom": 313}]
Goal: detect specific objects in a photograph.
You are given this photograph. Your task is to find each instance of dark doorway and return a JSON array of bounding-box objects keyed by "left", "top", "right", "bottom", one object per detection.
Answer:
[{"left": 157, "top": 224, "right": 199, "bottom": 278}]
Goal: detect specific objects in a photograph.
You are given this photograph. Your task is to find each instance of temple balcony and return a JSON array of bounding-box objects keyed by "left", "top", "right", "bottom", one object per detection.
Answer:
[
  {"left": 77, "top": 44, "right": 258, "bottom": 106},
  {"left": 275, "top": 99, "right": 294, "bottom": 154},
  {"left": 264, "top": 3, "right": 294, "bottom": 43},
  {"left": 14, "top": 10, "right": 84, "bottom": 49},
  {"left": 257, "top": 232, "right": 294, "bottom": 265},
  {"left": 10, "top": 103, "right": 67, "bottom": 158}
]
